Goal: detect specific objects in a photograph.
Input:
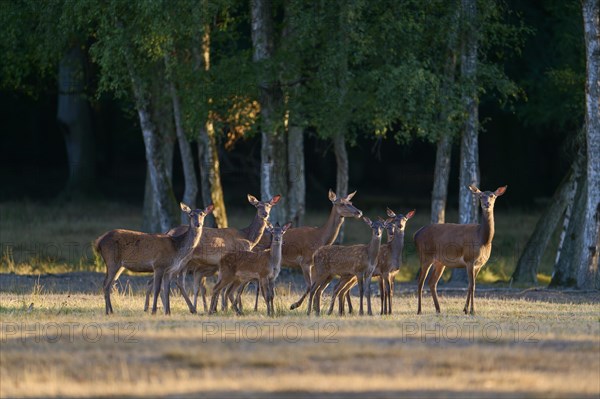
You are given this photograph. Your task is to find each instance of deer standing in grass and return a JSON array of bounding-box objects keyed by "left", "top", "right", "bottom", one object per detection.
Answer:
[
  {"left": 209, "top": 222, "right": 292, "bottom": 316},
  {"left": 257, "top": 190, "right": 363, "bottom": 311},
  {"left": 414, "top": 185, "right": 507, "bottom": 315},
  {"left": 164, "top": 194, "right": 280, "bottom": 313},
  {"left": 308, "top": 217, "right": 385, "bottom": 316},
  {"left": 95, "top": 203, "right": 213, "bottom": 315},
  {"left": 332, "top": 209, "right": 415, "bottom": 316}
]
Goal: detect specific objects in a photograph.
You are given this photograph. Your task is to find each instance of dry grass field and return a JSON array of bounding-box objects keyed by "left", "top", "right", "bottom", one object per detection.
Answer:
[{"left": 1, "top": 200, "right": 599, "bottom": 398}]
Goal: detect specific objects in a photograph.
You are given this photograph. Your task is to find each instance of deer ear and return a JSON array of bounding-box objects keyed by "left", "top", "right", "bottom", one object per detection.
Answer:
[
  {"left": 205, "top": 204, "right": 215, "bottom": 214},
  {"left": 405, "top": 209, "right": 416, "bottom": 220},
  {"left": 270, "top": 194, "right": 282, "bottom": 205},
  {"left": 282, "top": 221, "right": 293, "bottom": 232},
  {"left": 495, "top": 186, "right": 508, "bottom": 197},
  {"left": 362, "top": 216, "right": 372, "bottom": 226},
  {"left": 386, "top": 208, "right": 396, "bottom": 217},
  {"left": 180, "top": 203, "right": 192, "bottom": 214},
  {"left": 266, "top": 222, "right": 274, "bottom": 232},
  {"left": 328, "top": 189, "right": 337, "bottom": 202},
  {"left": 468, "top": 185, "right": 482, "bottom": 195},
  {"left": 247, "top": 194, "right": 259, "bottom": 206},
  {"left": 345, "top": 191, "right": 357, "bottom": 201}
]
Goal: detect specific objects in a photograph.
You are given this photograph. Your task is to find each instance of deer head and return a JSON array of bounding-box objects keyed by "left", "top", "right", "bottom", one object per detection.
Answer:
[
  {"left": 181, "top": 203, "right": 214, "bottom": 229},
  {"left": 328, "top": 189, "right": 363, "bottom": 218},
  {"left": 385, "top": 208, "right": 416, "bottom": 242},
  {"left": 362, "top": 216, "right": 385, "bottom": 239},
  {"left": 266, "top": 221, "right": 293, "bottom": 244},
  {"left": 247, "top": 194, "right": 282, "bottom": 220},
  {"left": 468, "top": 185, "right": 507, "bottom": 212}
]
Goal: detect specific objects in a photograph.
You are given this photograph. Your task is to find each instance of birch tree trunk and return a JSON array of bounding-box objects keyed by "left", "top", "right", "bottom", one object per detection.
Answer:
[
  {"left": 288, "top": 125, "right": 305, "bottom": 226},
  {"left": 431, "top": 133, "right": 453, "bottom": 224},
  {"left": 453, "top": 0, "right": 479, "bottom": 283},
  {"left": 251, "top": 0, "right": 288, "bottom": 224},
  {"left": 333, "top": 131, "right": 349, "bottom": 243},
  {"left": 196, "top": 27, "right": 227, "bottom": 228},
  {"left": 57, "top": 45, "right": 95, "bottom": 198},
  {"left": 512, "top": 160, "right": 580, "bottom": 285},
  {"left": 431, "top": 4, "right": 459, "bottom": 225},
  {"left": 577, "top": 0, "right": 600, "bottom": 289},
  {"left": 169, "top": 79, "right": 198, "bottom": 221},
  {"left": 130, "top": 71, "right": 178, "bottom": 233},
  {"left": 551, "top": 175, "right": 587, "bottom": 287}
]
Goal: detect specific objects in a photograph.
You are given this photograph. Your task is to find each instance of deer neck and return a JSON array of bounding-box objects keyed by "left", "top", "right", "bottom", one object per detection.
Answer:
[
  {"left": 318, "top": 207, "right": 345, "bottom": 245},
  {"left": 244, "top": 215, "right": 268, "bottom": 247},
  {"left": 479, "top": 209, "right": 495, "bottom": 246},
  {"left": 269, "top": 240, "right": 283, "bottom": 271},
  {"left": 179, "top": 225, "right": 203, "bottom": 259},
  {"left": 367, "top": 233, "right": 383, "bottom": 265},
  {"left": 388, "top": 230, "right": 405, "bottom": 268}
]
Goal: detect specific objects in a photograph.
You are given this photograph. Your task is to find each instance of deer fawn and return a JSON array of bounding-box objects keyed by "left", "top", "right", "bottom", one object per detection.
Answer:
[
  {"left": 94, "top": 203, "right": 213, "bottom": 315},
  {"left": 307, "top": 217, "right": 385, "bottom": 316},
  {"left": 162, "top": 194, "right": 280, "bottom": 313},
  {"left": 209, "top": 222, "right": 292, "bottom": 316},
  {"left": 414, "top": 185, "right": 507, "bottom": 315},
  {"left": 257, "top": 190, "right": 362, "bottom": 311},
  {"left": 333, "top": 209, "right": 414, "bottom": 316}
]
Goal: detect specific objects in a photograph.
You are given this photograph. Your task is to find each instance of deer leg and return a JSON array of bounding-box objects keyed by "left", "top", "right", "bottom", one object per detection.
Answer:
[
  {"left": 365, "top": 272, "right": 375, "bottom": 316},
  {"left": 387, "top": 275, "right": 394, "bottom": 315},
  {"left": 290, "top": 264, "right": 312, "bottom": 310},
  {"left": 417, "top": 262, "right": 433, "bottom": 315},
  {"left": 346, "top": 281, "right": 354, "bottom": 314},
  {"left": 162, "top": 272, "right": 172, "bottom": 315},
  {"left": 314, "top": 277, "right": 332, "bottom": 317},
  {"left": 102, "top": 263, "right": 122, "bottom": 315},
  {"left": 327, "top": 276, "right": 347, "bottom": 315},
  {"left": 209, "top": 278, "right": 227, "bottom": 315},
  {"left": 151, "top": 268, "right": 165, "bottom": 315},
  {"left": 429, "top": 263, "right": 445, "bottom": 314},
  {"left": 191, "top": 270, "right": 201, "bottom": 313},
  {"left": 143, "top": 278, "right": 153, "bottom": 312},
  {"left": 338, "top": 277, "right": 357, "bottom": 316},
  {"left": 228, "top": 282, "right": 243, "bottom": 315},
  {"left": 175, "top": 273, "right": 196, "bottom": 314},
  {"left": 464, "top": 265, "right": 475, "bottom": 315},
  {"left": 358, "top": 275, "right": 365, "bottom": 315},
  {"left": 254, "top": 280, "right": 260, "bottom": 312},
  {"left": 379, "top": 277, "right": 385, "bottom": 315}
]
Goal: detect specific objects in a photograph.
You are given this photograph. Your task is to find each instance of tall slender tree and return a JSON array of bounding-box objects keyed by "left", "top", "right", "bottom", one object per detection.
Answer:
[{"left": 577, "top": 0, "right": 599, "bottom": 289}]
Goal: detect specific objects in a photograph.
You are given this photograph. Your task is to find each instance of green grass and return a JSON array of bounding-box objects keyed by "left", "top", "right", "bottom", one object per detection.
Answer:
[{"left": 0, "top": 200, "right": 553, "bottom": 284}]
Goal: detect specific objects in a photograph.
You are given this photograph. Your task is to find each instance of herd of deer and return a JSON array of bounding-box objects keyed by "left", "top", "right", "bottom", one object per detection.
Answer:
[{"left": 94, "top": 185, "right": 507, "bottom": 317}]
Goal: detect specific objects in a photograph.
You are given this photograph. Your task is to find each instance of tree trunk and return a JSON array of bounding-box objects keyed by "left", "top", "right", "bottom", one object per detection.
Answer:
[
  {"left": 431, "top": 133, "right": 452, "bottom": 224},
  {"left": 288, "top": 125, "right": 305, "bottom": 226},
  {"left": 431, "top": 3, "right": 459, "bottom": 225},
  {"left": 512, "top": 159, "right": 580, "bottom": 285},
  {"left": 453, "top": 0, "right": 479, "bottom": 284},
  {"left": 251, "top": 0, "right": 288, "bottom": 224},
  {"left": 130, "top": 71, "right": 178, "bottom": 233},
  {"left": 197, "top": 133, "right": 215, "bottom": 227},
  {"left": 551, "top": 175, "right": 587, "bottom": 287},
  {"left": 196, "top": 28, "right": 228, "bottom": 228},
  {"left": 333, "top": 131, "right": 349, "bottom": 243},
  {"left": 57, "top": 45, "right": 95, "bottom": 199},
  {"left": 577, "top": 0, "right": 600, "bottom": 289},
  {"left": 168, "top": 66, "right": 198, "bottom": 221},
  {"left": 171, "top": 84, "right": 198, "bottom": 215}
]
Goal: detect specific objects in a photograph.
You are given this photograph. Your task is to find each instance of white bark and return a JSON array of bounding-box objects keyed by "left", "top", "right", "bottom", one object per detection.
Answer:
[
  {"left": 169, "top": 80, "right": 198, "bottom": 221},
  {"left": 577, "top": 0, "right": 600, "bottom": 289},
  {"left": 251, "top": 0, "right": 288, "bottom": 224},
  {"left": 453, "top": 0, "right": 479, "bottom": 284}
]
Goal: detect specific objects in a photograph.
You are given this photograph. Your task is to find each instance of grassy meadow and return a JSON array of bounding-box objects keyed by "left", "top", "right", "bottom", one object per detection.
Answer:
[{"left": 1, "top": 200, "right": 599, "bottom": 398}]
